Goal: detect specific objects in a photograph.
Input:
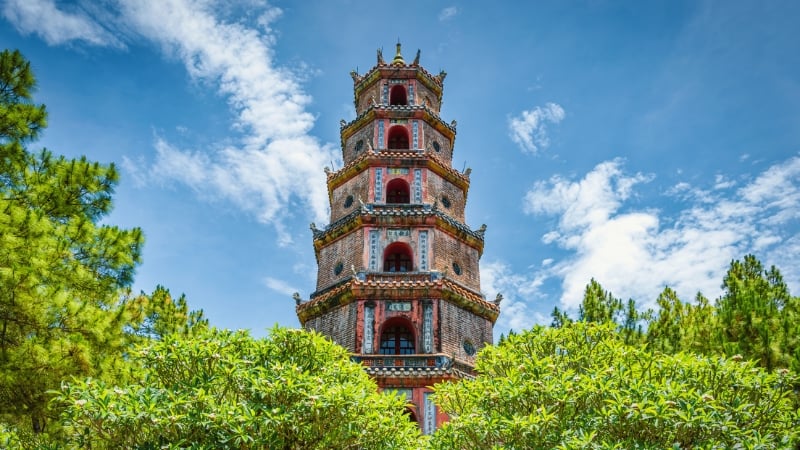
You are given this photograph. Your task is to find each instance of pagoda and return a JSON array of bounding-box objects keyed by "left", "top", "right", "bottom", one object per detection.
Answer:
[{"left": 296, "top": 43, "right": 499, "bottom": 434}]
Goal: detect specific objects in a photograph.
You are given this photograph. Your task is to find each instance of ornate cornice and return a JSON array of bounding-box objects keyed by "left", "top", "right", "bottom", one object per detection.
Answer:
[
  {"left": 312, "top": 204, "right": 485, "bottom": 255},
  {"left": 340, "top": 104, "right": 456, "bottom": 144},
  {"left": 327, "top": 148, "right": 468, "bottom": 198},
  {"left": 296, "top": 274, "right": 499, "bottom": 325}
]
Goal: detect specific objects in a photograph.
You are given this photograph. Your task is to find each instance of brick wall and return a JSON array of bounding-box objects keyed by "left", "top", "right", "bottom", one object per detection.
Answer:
[
  {"left": 422, "top": 122, "right": 453, "bottom": 164},
  {"left": 426, "top": 171, "right": 466, "bottom": 222},
  {"left": 432, "top": 230, "right": 482, "bottom": 292},
  {"left": 355, "top": 83, "right": 382, "bottom": 115},
  {"left": 438, "top": 299, "right": 493, "bottom": 365},
  {"left": 315, "top": 230, "right": 365, "bottom": 290},
  {"left": 330, "top": 170, "right": 370, "bottom": 222},
  {"left": 342, "top": 123, "right": 374, "bottom": 165},
  {"left": 413, "top": 81, "right": 441, "bottom": 114},
  {"left": 303, "top": 302, "right": 358, "bottom": 352}
]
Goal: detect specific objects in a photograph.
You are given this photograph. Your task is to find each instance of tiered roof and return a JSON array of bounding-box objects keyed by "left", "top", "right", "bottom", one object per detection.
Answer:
[
  {"left": 297, "top": 274, "right": 499, "bottom": 325},
  {"left": 327, "top": 146, "right": 469, "bottom": 196}
]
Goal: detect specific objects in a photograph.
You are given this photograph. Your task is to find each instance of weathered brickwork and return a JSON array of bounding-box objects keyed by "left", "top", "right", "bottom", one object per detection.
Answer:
[
  {"left": 426, "top": 171, "right": 466, "bottom": 221},
  {"left": 330, "top": 170, "right": 371, "bottom": 222},
  {"left": 315, "top": 230, "right": 365, "bottom": 290},
  {"left": 422, "top": 121, "right": 453, "bottom": 163},
  {"left": 431, "top": 230, "right": 481, "bottom": 292},
  {"left": 438, "top": 299, "right": 493, "bottom": 365},
  {"left": 355, "top": 82, "right": 382, "bottom": 114},
  {"left": 342, "top": 123, "right": 375, "bottom": 164},
  {"left": 411, "top": 81, "right": 441, "bottom": 114},
  {"left": 303, "top": 301, "right": 359, "bottom": 352}
]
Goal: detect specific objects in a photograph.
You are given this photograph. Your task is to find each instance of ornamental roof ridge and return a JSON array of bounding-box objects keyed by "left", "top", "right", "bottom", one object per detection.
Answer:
[
  {"left": 441, "top": 277, "right": 499, "bottom": 313},
  {"left": 340, "top": 103, "right": 455, "bottom": 133},
  {"left": 326, "top": 146, "right": 370, "bottom": 181},
  {"left": 355, "top": 62, "right": 444, "bottom": 89},
  {"left": 313, "top": 204, "right": 485, "bottom": 243},
  {"left": 326, "top": 146, "right": 468, "bottom": 185},
  {"left": 300, "top": 273, "right": 497, "bottom": 324},
  {"left": 303, "top": 277, "right": 354, "bottom": 303},
  {"left": 432, "top": 209, "right": 485, "bottom": 240},
  {"left": 354, "top": 277, "right": 440, "bottom": 289}
]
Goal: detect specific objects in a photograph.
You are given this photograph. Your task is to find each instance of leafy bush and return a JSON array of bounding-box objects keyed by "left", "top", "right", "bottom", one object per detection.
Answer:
[
  {"left": 431, "top": 322, "right": 800, "bottom": 449},
  {"left": 57, "top": 327, "right": 420, "bottom": 449}
]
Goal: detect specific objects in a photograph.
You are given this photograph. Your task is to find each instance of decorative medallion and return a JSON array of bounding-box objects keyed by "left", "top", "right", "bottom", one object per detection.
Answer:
[{"left": 463, "top": 339, "right": 476, "bottom": 356}]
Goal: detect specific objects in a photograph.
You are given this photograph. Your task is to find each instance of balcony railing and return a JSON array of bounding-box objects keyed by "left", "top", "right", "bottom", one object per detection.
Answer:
[
  {"left": 352, "top": 354, "right": 452, "bottom": 369},
  {"left": 356, "top": 271, "right": 441, "bottom": 284}
]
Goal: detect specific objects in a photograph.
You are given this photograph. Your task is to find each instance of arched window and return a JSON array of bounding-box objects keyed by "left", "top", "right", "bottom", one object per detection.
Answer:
[
  {"left": 386, "top": 178, "right": 410, "bottom": 204},
  {"left": 383, "top": 242, "right": 413, "bottom": 272},
  {"left": 390, "top": 85, "right": 407, "bottom": 105},
  {"left": 387, "top": 126, "right": 409, "bottom": 150},
  {"left": 380, "top": 319, "right": 415, "bottom": 355}
]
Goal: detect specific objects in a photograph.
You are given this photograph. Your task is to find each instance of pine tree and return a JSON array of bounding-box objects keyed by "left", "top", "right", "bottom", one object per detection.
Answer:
[
  {"left": 0, "top": 49, "right": 144, "bottom": 434},
  {"left": 646, "top": 287, "right": 686, "bottom": 353},
  {"left": 716, "top": 255, "right": 793, "bottom": 371},
  {"left": 578, "top": 278, "right": 623, "bottom": 325}
]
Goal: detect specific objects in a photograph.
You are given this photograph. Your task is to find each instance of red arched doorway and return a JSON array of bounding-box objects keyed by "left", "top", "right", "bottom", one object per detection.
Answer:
[
  {"left": 390, "top": 85, "right": 408, "bottom": 105},
  {"left": 379, "top": 318, "right": 416, "bottom": 355},
  {"left": 383, "top": 242, "right": 413, "bottom": 272},
  {"left": 387, "top": 126, "right": 410, "bottom": 150},
  {"left": 386, "top": 178, "right": 410, "bottom": 203}
]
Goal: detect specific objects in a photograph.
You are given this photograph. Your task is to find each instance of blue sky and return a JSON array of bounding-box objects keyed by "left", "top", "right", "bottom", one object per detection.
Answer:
[{"left": 2, "top": 0, "right": 799, "bottom": 337}]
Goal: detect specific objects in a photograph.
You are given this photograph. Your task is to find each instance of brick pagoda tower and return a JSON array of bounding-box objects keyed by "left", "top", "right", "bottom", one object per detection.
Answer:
[{"left": 296, "top": 43, "right": 499, "bottom": 434}]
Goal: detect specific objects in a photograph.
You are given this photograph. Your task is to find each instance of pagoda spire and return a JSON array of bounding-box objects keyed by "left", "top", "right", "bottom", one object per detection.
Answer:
[{"left": 391, "top": 41, "right": 405, "bottom": 66}]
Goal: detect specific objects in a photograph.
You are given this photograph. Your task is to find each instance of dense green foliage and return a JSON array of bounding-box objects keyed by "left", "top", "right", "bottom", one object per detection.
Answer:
[
  {"left": 432, "top": 322, "right": 800, "bottom": 449},
  {"left": 57, "top": 327, "right": 421, "bottom": 449}
]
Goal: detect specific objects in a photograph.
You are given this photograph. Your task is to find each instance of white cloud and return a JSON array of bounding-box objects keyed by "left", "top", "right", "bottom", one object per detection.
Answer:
[
  {"left": 481, "top": 261, "right": 548, "bottom": 335},
  {"left": 517, "top": 156, "right": 800, "bottom": 314},
  {"left": 263, "top": 276, "right": 298, "bottom": 297},
  {"left": 508, "top": 103, "right": 565, "bottom": 154},
  {"left": 713, "top": 174, "right": 735, "bottom": 190},
  {"left": 2, "top": 0, "right": 122, "bottom": 47},
  {"left": 438, "top": 7, "right": 458, "bottom": 21},
  {"left": 7, "top": 0, "right": 338, "bottom": 244},
  {"left": 115, "top": 0, "right": 338, "bottom": 244}
]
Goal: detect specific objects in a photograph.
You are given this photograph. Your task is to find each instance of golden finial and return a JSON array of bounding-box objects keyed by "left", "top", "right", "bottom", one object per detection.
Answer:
[{"left": 391, "top": 41, "right": 405, "bottom": 66}]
